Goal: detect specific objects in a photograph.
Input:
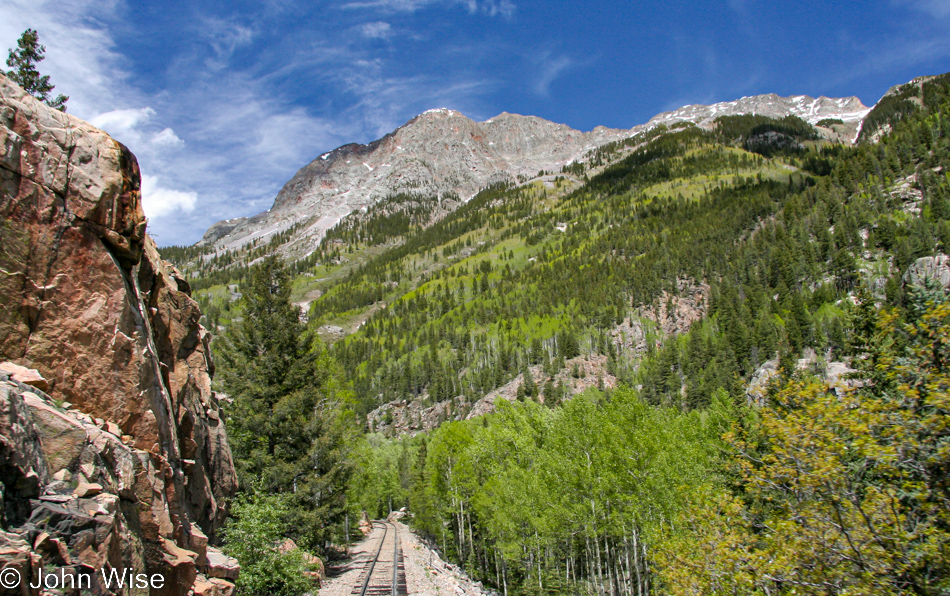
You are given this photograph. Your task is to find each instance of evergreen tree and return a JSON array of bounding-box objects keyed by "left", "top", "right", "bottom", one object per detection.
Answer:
[
  {"left": 5, "top": 29, "right": 68, "bottom": 110},
  {"left": 522, "top": 367, "right": 537, "bottom": 397},
  {"left": 218, "top": 256, "right": 357, "bottom": 551}
]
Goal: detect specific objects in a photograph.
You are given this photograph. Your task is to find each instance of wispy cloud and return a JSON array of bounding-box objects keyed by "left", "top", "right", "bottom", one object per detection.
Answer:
[
  {"left": 820, "top": 3, "right": 950, "bottom": 95},
  {"left": 1, "top": 0, "right": 511, "bottom": 244},
  {"left": 328, "top": 56, "right": 496, "bottom": 137},
  {"left": 898, "top": 0, "right": 950, "bottom": 18},
  {"left": 533, "top": 52, "right": 574, "bottom": 96},
  {"left": 476, "top": 0, "right": 515, "bottom": 18},
  {"left": 341, "top": 0, "right": 514, "bottom": 18},
  {"left": 201, "top": 16, "right": 256, "bottom": 70},
  {"left": 843, "top": 36, "right": 950, "bottom": 84},
  {"left": 0, "top": 0, "right": 126, "bottom": 117}
]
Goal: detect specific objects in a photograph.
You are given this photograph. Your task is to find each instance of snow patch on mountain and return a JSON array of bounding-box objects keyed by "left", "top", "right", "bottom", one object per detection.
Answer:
[{"left": 649, "top": 94, "right": 871, "bottom": 128}]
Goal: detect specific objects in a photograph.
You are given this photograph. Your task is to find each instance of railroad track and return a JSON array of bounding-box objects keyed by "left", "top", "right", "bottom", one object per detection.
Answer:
[{"left": 352, "top": 521, "right": 407, "bottom": 596}]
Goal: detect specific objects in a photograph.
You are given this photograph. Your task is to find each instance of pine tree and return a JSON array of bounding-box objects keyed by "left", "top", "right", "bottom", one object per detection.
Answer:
[
  {"left": 5, "top": 29, "right": 68, "bottom": 111},
  {"left": 523, "top": 367, "right": 537, "bottom": 397},
  {"left": 218, "top": 256, "right": 357, "bottom": 551}
]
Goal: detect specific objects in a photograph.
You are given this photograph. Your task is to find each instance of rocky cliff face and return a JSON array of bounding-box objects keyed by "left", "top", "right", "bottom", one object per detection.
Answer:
[{"left": 0, "top": 74, "right": 237, "bottom": 595}]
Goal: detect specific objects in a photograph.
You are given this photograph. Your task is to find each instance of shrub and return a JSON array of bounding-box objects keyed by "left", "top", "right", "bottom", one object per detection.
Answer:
[{"left": 222, "top": 493, "right": 318, "bottom": 596}]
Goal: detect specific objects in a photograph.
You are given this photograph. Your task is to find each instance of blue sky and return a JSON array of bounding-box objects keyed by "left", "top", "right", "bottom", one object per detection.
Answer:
[{"left": 3, "top": 0, "right": 950, "bottom": 246}]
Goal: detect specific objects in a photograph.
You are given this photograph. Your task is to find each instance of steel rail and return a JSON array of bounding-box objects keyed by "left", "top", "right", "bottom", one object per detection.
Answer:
[
  {"left": 391, "top": 523, "right": 399, "bottom": 596},
  {"left": 358, "top": 522, "right": 388, "bottom": 596}
]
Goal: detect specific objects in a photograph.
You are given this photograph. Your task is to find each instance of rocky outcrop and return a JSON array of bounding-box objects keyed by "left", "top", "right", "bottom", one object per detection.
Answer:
[
  {"left": 278, "top": 539, "right": 324, "bottom": 584},
  {"left": 745, "top": 350, "right": 858, "bottom": 406},
  {"left": 607, "top": 280, "right": 711, "bottom": 358},
  {"left": 358, "top": 512, "right": 373, "bottom": 537},
  {"left": 0, "top": 363, "right": 48, "bottom": 392},
  {"left": 368, "top": 395, "right": 470, "bottom": 437},
  {"left": 903, "top": 253, "right": 950, "bottom": 289},
  {"left": 367, "top": 355, "right": 617, "bottom": 436},
  {"left": 467, "top": 355, "right": 617, "bottom": 420},
  {"left": 0, "top": 74, "right": 236, "bottom": 594},
  {"left": 639, "top": 279, "right": 710, "bottom": 338}
]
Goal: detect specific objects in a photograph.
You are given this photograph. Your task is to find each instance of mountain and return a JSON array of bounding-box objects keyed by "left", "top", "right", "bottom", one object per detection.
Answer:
[
  {"left": 196, "top": 93, "right": 869, "bottom": 258},
  {"left": 320, "top": 72, "right": 950, "bottom": 595},
  {"left": 648, "top": 93, "right": 869, "bottom": 126},
  {"left": 648, "top": 93, "right": 870, "bottom": 141},
  {"left": 161, "top": 71, "right": 950, "bottom": 596},
  {"left": 168, "top": 83, "right": 904, "bottom": 429},
  {"left": 198, "top": 109, "right": 630, "bottom": 254}
]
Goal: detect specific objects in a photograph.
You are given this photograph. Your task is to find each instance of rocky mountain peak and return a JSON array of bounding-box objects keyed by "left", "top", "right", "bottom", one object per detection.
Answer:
[
  {"left": 200, "top": 109, "right": 630, "bottom": 253},
  {"left": 199, "top": 91, "right": 873, "bottom": 256}
]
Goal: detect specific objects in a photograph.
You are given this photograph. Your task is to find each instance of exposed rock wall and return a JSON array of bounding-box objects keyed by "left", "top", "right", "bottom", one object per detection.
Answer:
[
  {"left": 0, "top": 74, "right": 237, "bottom": 594},
  {"left": 745, "top": 351, "right": 859, "bottom": 406}
]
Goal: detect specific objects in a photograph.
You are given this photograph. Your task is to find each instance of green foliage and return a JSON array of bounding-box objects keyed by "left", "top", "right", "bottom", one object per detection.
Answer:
[
  {"left": 656, "top": 294, "right": 950, "bottom": 595},
  {"left": 715, "top": 113, "right": 817, "bottom": 140},
  {"left": 258, "top": 72, "right": 950, "bottom": 421},
  {"left": 858, "top": 74, "right": 950, "bottom": 144},
  {"left": 5, "top": 29, "right": 67, "bottom": 110},
  {"left": 221, "top": 493, "right": 318, "bottom": 596},
  {"left": 324, "top": 132, "right": 793, "bottom": 414},
  {"left": 713, "top": 114, "right": 818, "bottom": 157},
  {"left": 331, "top": 72, "right": 950, "bottom": 595},
  {"left": 860, "top": 85, "right": 921, "bottom": 143},
  {"left": 360, "top": 388, "right": 724, "bottom": 595},
  {"left": 324, "top": 192, "right": 449, "bottom": 246},
  {"left": 218, "top": 256, "right": 359, "bottom": 551},
  {"left": 348, "top": 433, "right": 417, "bottom": 518}
]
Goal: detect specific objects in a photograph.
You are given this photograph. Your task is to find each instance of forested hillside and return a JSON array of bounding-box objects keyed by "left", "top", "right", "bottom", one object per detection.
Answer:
[{"left": 163, "top": 72, "right": 950, "bottom": 595}]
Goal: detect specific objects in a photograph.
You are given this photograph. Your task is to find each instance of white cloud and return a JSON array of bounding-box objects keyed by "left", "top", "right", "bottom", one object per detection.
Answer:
[
  {"left": 141, "top": 175, "right": 197, "bottom": 219},
  {"left": 91, "top": 107, "right": 155, "bottom": 135},
  {"left": 90, "top": 108, "right": 187, "bottom": 168},
  {"left": 360, "top": 21, "right": 392, "bottom": 38},
  {"left": 152, "top": 128, "right": 184, "bottom": 147}
]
